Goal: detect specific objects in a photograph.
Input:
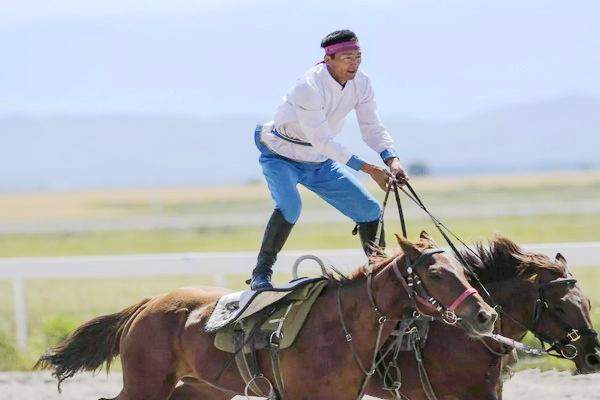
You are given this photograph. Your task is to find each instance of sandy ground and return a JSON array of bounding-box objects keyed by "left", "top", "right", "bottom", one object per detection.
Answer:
[{"left": 2, "top": 370, "right": 600, "bottom": 400}]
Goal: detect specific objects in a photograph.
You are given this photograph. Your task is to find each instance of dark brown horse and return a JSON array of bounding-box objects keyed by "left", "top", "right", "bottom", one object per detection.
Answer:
[
  {"left": 361, "top": 233, "right": 600, "bottom": 400},
  {"left": 36, "top": 234, "right": 496, "bottom": 400},
  {"left": 166, "top": 234, "right": 599, "bottom": 400}
]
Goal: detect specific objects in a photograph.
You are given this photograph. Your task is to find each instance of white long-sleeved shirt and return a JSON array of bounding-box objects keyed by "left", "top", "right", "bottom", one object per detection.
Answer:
[{"left": 259, "top": 63, "right": 397, "bottom": 170}]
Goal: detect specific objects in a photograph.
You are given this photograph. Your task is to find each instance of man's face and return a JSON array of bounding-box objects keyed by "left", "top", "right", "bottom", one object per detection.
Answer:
[{"left": 325, "top": 49, "right": 362, "bottom": 84}]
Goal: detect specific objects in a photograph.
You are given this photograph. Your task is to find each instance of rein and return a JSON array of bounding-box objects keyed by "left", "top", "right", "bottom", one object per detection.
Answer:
[
  {"left": 373, "top": 180, "right": 597, "bottom": 400},
  {"left": 337, "top": 248, "right": 478, "bottom": 400},
  {"left": 387, "top": 181, "right": 599, "bottom": 360},
  {"left": 391, "top": 181, "right": 493, "bottom": 300}
]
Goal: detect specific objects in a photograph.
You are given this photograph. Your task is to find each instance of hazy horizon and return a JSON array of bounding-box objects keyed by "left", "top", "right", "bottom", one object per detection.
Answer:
[
  {"left": 3, "top": 94, "right": 599, "bottom": 192},
  {"left": 3, "top": 0, "right": 600, "bottom": 191}
]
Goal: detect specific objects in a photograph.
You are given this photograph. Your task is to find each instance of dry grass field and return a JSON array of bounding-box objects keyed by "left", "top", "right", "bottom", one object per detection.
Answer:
[
  {"left": 1, "top": 171, "right": 600, "bottom": 371},
  {"left": 1, "top": 170, "right": 599, "bottom": 224}
]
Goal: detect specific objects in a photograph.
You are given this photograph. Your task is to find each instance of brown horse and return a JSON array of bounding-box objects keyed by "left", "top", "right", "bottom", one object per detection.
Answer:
[
  {"left": 166, "top": 234, "right": 599, "bottom": 400},
  {"left": 36, "top": 234, "right": 496, "bottom": 400},
  {"left": 361, "top": 233, "right": 600, "bottom": 400}
]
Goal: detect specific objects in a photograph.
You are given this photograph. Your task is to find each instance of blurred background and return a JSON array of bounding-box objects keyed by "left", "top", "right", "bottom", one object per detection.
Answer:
[{"left": 1, "top": 0, "right": 599, "bottom": 374}]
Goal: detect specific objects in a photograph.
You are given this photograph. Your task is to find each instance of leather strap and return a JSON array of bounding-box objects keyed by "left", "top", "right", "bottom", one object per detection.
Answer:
[
  {"left": 410, "top": 331, "right": 438, "bottom": 400},
  {"left": 391, "top": 250, "right": 473, "bottom": 317},
  {"left": 269, "top": 344, "right": 286, "bottom": 398},
  {"left": 448, "top": 287, "right": 478, "bottom": 311},
  {"left": 233, "top": 330, "right": 265, "bottom": 397},
  {"left": 373, "top": 181, "right": 407, "bottom": 250},
  {"left": 392, "top": 181, "right": 408, "bottom": 239},
  {"left": 337, "top": 282, "right": 395, "bottom": 400},
  {"left": 337, "top": 285, "right": 370, "bottom": 374}
]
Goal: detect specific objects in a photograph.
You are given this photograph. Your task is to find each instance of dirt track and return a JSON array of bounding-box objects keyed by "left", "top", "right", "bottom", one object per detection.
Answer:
[{"left": 2, "top": 369, "right": 600, "bottom": 400}]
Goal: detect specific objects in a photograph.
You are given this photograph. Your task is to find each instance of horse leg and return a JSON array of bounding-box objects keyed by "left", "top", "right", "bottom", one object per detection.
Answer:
[
  {"left": 99, "top": 348, "right": 178, "bottom": 400},
  {"left": 105, "top": 311, "right": 184, "bottom": 400}
]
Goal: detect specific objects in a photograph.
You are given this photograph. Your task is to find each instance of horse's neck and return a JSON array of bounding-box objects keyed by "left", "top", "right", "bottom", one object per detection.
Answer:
[
  {"left": 370, "top": 263, "right": 410, "bottom": 319},
  {"left": 333, "top": 264, "right": 406, "bottom": 352},
  {"left": 487, "top": 279, "right": 532, "bottom": 340}
]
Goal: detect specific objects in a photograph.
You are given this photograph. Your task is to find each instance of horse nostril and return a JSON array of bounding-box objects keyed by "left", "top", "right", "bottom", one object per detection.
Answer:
[
  {"left": 586, "top": 353, "right": 600, "bottom": 369},
  {"left": 477, "top": 310, "right": 492, "bottom": 325}
]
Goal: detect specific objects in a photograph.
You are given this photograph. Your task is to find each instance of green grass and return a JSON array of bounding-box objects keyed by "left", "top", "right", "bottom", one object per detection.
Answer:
[
  {"left": 0, "top": 213, "right": 599, "bottom": 257},
  {"left": 0, "top": 274, "right": 267, "bottom": 369}
]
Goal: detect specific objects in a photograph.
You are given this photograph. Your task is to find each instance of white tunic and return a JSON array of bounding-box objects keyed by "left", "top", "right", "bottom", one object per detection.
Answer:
[{"left": 259, "top": 63, "right": 395, "bottom": 168}]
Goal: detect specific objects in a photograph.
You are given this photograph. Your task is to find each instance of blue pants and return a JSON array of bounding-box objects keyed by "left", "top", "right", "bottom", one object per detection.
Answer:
[{"left": 255, "top": 125, "right": 381, "bottom": 224}]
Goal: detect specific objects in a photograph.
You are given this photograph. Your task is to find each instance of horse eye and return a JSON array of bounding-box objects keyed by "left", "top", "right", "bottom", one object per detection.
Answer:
[
  {"left": 554, "top": 306, "right": 565, "bottom": 314},
  {"left": 428, "top": 270, "right": 443, "bottom": 280}
]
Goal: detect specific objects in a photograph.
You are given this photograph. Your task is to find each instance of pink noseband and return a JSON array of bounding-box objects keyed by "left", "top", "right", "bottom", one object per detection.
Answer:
[{"left": 448, "top": 287, "right": 478, "bottom": 311}]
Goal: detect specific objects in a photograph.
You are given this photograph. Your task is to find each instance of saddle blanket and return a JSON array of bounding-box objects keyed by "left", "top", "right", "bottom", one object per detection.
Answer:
[
  {"left": 214, "top": 278, "right": 329, "bottom": 353},
  {"left": 205, "top": 276, "right": 325, "bottom": 333}
]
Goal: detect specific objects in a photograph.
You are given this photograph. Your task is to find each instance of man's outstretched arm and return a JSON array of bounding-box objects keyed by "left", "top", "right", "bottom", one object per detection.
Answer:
[{"left": 355, "top": 76, "right": 408, "bottom": 183}]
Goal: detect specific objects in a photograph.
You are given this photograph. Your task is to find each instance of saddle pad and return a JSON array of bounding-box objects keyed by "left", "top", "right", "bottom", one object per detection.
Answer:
[
  {"left": 214, "top": 279, "right": 329, "bottom": 353},
  {"left": 205, "top": 276, "right": 325, "bottom": 332}
]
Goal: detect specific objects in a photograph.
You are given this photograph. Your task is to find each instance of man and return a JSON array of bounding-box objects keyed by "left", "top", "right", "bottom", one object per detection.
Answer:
[{"left": 249, "top": 29, "right": 408, "bottom": 291}]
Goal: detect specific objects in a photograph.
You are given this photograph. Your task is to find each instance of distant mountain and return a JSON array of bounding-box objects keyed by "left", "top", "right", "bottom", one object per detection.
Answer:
[
  {"left": 384, "top": 95, "right": 600, "bottom": 173},
  {"left": 1, "top": 115, "right": 262, "bottom": 190},
  {"left": 1, "top": 95, "right": 599, "bottom": 191}
]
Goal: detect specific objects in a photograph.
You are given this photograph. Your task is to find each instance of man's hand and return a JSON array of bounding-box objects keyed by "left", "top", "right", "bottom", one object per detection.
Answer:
[
  {"left": 361, "top": 163, "right": 393, "bottom": 191},
  {"left": 385, "top": 157, "right": 409, "bottom": 184}
]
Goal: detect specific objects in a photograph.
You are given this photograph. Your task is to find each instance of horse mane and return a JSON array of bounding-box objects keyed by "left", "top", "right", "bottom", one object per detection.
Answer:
[{"left": 461, "top": 235, "right": 566, "bottom": 283}]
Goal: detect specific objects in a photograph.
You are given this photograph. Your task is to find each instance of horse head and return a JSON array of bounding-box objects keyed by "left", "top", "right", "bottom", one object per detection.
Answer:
[
  {"left": 467, "top": 235, "right": 600, "bottom": 374},
  {"left": 530, "top": 252, "right": 600, "bottom": 373},
  {"left": 394, "top": 231, "right": 497, "bottom": 337}
]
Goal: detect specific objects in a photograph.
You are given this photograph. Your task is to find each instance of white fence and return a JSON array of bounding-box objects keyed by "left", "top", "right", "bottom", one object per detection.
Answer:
[{"left": 1, "top": 242, "right": 600, "bottom": 349}]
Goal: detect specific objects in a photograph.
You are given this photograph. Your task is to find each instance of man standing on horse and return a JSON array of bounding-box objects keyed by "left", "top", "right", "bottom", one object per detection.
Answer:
[{"left": 250, "top": 29, "right": 408, "bottom": 290}]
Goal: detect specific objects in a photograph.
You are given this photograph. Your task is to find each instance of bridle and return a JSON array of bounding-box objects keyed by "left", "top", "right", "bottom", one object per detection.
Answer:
[
  {"left": 337, "top": 248, "right": 479, "bottom": 400},
  {"left": 383, "top": 249, "right": 478, "bottom": 325},
  {"left": 480, "top": 275, "right": 598, "bottom": 360},
  {"left": 523, "top": 276, "right": 597, "bottom": 359},
  {"left": 363, "top": 180, "right": 598, "bottom": 400},
  {"left": 385, "top": 181, "right": 598, "bottom": 360}
]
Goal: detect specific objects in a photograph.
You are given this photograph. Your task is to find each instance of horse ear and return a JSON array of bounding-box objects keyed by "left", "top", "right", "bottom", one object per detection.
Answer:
[
  {"left": 396, "top": 234, "right": 421, "bottom": 260},
  {"left": 555, "top": 253, "right": 567, "bottom": 265},
  {"left": 419, "top": 230, "right": 437, "bottom": 246},
  {"left": 555, "top": 253, "right": 571, "bottom": 275}
]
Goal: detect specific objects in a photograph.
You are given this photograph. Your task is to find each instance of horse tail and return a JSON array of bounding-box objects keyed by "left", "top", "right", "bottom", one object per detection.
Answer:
[{"left": 35, "top": 297, "right": 151, "bottom": 388}]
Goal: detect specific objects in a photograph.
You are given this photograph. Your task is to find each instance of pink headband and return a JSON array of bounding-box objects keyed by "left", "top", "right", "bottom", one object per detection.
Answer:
[{"left": 324, "top": 40, "right": 360, "bottom": 56}]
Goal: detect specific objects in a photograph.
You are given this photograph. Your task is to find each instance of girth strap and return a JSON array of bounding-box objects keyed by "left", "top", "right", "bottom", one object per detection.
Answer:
[
  {"left": 269, "top": 344, "right": 285, "bottom": 398},
  {"left": 233, "top": 330, "right": 266, "bottom": 397},
  {"left": 267, "top": 302, "right": 294, "bottom": 399}
]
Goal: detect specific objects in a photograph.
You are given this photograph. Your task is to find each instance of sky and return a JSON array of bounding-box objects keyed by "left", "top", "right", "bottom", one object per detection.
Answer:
[{"left": 1, "top": 0, "right": 599, "bottom": 120}]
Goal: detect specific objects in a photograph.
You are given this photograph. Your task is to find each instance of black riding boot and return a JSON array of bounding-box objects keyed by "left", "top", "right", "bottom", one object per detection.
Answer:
[
  {"left": 357, "top": 219, "right": 385, "bottom": 257},
  {"left": 249, "top": 209, "right": 295, "bottom": 291}
]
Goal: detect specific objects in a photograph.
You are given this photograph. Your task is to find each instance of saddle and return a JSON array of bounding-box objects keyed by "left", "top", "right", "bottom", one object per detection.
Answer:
[
  {"left": 208, "top": 276, "right": 329, "bottom": 399},
  {"left": 205, "top": 276, "right": 325, "bottom": 332}
]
